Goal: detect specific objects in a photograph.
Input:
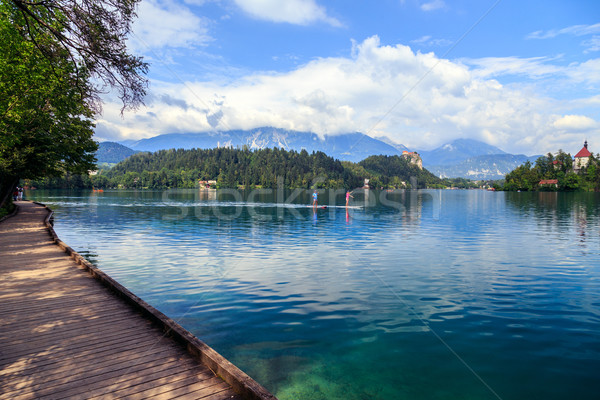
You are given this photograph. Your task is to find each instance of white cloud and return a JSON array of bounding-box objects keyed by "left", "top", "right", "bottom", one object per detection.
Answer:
[
  {"left": 553, "top": 115, "right": 597, "bottom": 131},
  {"left": 411, "top": 35, "right": 452, "bottom": 47},
  {"left": 233, "top": 0, "right": 341, "bottom": 26},
  {"left": 527, "top": 23, "right": 600, "bottom": 54},
  {"left": 420, "top": 0, "right": 445, "bottom": 12},
  {"left": 527, "top": 23, "right": 600, "bottom": 39},
  {"left": 462, "top": 56, "right": 564, "bottom": 79},
  {"left": 566, "top": 59, "right": 600, "bottom": 85},
  {"left": 582, "top": 36, "right": 600, "bottom": 53},
  {"left": 462, "top": 55, "right": 600, "bottom": 95},
  {"left": 97, "top": 35, "right": 599, "bottom": 156},
  {"left": 128, "top": 0, "right": 212, "bottom": 51}
]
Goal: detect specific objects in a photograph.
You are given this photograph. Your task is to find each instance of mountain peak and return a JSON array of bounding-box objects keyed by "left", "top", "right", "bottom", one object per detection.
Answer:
[{"left": 419, "top": 139, "right": 507, "bottom": 166}]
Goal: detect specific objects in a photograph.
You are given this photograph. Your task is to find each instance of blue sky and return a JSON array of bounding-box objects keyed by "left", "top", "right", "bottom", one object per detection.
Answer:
[{"left": 96, "top": 0, "right": 600, "bottom": 156}]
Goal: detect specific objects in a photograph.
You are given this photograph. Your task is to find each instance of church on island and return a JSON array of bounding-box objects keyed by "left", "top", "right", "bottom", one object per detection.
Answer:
[
  {"left": 573, "top": 140, "right": 592, "bottom": 172},
  {"left": 537, "top": 141, "right": 593, "bottom": 189}
]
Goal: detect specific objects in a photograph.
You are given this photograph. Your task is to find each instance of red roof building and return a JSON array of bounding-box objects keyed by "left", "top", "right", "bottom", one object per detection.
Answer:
[
  {"left": 574, "top": 141, "right": 591, "bottom": 170},
  {"left": 575, "top": 141, "right": 591, "bottom": 158}
]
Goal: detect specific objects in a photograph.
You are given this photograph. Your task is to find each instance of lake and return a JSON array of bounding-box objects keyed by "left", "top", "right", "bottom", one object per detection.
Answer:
[{"left": 25, "top": 188, "right": 600, "bottom": 400}]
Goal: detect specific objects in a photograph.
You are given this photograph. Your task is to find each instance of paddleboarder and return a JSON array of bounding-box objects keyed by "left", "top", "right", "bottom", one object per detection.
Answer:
[
  {"left": 312, "top": 190, "right": 318, "bottom": 208},
  {"left": 345, "top": 190, "right": 354, "bottom": 207}
]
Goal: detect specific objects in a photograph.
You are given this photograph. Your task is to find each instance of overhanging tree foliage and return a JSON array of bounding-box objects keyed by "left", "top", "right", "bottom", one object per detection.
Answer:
[
  {"left": 0, "top": 0, "right": 147, "bottom": 208},
  {"left": 8, "top": 0, "right": 148, "bottom": 112}
]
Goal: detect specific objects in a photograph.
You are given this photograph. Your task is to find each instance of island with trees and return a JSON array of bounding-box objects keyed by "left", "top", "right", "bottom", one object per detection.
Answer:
[{"left": 502, "top": 143, "right": 599, "bottom": 191}]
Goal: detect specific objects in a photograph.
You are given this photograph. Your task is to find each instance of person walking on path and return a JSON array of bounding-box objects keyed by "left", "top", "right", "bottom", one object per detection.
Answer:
[{"left": 17, "top": 187, "right": 23, "bottom": 201}]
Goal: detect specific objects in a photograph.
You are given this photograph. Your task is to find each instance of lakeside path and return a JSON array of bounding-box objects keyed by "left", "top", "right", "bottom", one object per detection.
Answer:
[{"left": 0, "top": 201, "right": 276, "bottom": 400}]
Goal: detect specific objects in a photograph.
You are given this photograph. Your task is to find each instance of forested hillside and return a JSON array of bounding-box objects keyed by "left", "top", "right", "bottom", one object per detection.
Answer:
[
  {"left": 359, "top": 155, "right": 441, "bottom": 189},
  {"left": 26, "top": 147, "right": 444, "bottom": 190},
  {"left": 105, "top": 147, "right": 359, "bottom": 189},
  {"left": 96, "top": 142, "right": 137, "bottom": 164}
]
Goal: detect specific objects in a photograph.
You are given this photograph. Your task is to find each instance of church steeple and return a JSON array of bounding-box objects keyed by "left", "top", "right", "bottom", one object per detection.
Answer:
[{"left": 584, "top": 140, "right": 588, "bottom": 149}]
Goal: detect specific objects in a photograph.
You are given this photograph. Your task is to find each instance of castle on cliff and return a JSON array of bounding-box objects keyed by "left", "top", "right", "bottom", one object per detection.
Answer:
[{"left": 401, "top": 151, "right": 423, "bottom": 170}]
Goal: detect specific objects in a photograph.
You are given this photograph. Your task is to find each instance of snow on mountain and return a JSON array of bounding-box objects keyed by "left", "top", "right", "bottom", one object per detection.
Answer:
[{"left": 120, "top": 127, "right": 404, "bottom": 162}]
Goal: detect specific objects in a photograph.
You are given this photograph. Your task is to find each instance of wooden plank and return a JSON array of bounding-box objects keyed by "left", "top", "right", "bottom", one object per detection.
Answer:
[
  {"left": 5, "top": 358, "right": 204, "bottom": 400},
  {"left": 62, "top": 370, "right": 222, "bottom": 400},
  {"left": 0, "top": 322, "right": 163, "bottom": 361},
  {"left": 0, "top": 292, "right": 119, "bottom": 312},
  {"left": 0, "top": 333, "right": 176, "bottom": 378},
  {"left": 0, "top": 308, "right": 144, "bottom": 340},
  {"left": 135, "top": 376, "right": 228, "bottom": 400},
  {"left": 71, "top": 362, "right": 215, "bottom": 400},
  {"left": 2, "top": 344, "right": 192, "bottom": 392},
  {"left": 0, "top": 303, "right": 138, "bottom": 330}
]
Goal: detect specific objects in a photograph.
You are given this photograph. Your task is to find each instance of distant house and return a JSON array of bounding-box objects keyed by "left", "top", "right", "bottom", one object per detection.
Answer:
[
  {"left": 552, "top": 160, "right": 563, "bottom": 170},
  {"left": 199, "top": 180, "right": 217, "bottom": 189},
  {"left": 574, "top": 141, "right": 591, "bottom": 171},
  {"left": 539, "top": 179, "right": 558, "bottom": 188}
]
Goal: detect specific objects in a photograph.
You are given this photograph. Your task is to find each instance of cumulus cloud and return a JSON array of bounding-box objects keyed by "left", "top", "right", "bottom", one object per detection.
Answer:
[
  {"left": 233, "top": 0, "right": 341, "bottom": 26},
  {"left": 553, "top": 115, "right": 597, "bottom": 131},
  {"left": 97, "top": 35, "right": 598, "bottom": 155},
  {"left": 128, "top": 0, "right": 212, "bottom": 51}
]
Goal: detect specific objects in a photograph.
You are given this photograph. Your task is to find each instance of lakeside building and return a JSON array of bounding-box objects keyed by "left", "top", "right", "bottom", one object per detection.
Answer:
[
  {"left": 539, "top": 179, "right": 559, "bottom": 188},
  {"left": 199, "top": 180, "right": 217, "bottom": 189}
]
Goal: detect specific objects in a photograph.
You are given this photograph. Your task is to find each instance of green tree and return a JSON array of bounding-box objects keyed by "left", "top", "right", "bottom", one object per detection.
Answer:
[
  {"left": 504, "top": 161, "right": 540, "bottom": 191},
  {"left": 560, "top": 172, "right": 581, "bottom": 191},
  {"left": 0, "top": 0, "right": 147, "bottom": 207},
  {"left": 1, "top": 6, "right": 96, "bottom": 205}
]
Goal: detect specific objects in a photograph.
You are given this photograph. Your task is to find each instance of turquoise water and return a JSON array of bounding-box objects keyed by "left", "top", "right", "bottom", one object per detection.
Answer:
[{"left": 27, "top": 189, "right": 600, "bottom": 399}]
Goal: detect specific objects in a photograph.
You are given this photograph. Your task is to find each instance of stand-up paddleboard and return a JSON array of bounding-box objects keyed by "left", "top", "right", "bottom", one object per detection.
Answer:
[{"left": 307, "top": 205, "right": 363, "bottom": 209}]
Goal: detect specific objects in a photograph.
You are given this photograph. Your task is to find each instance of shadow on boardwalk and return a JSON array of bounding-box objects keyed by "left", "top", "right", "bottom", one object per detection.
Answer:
[{"left": 0, "top": 201, "right": 276, "bottom": 400}]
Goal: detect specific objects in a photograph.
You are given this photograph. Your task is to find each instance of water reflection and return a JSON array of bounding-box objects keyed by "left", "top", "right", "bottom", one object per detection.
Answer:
[{"left": 505, "top": 191, "right": 600, "bottom": 250}]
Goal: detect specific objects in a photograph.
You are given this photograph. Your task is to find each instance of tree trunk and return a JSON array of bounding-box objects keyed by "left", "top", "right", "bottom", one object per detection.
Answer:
[{"left": 0, "top": 177, "right": 19, "bottom": 209}]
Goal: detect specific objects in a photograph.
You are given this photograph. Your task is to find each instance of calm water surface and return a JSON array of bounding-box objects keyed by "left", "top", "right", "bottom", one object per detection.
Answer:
[{"left": 27, "top": 189, "right": 600, "bottom": 400}]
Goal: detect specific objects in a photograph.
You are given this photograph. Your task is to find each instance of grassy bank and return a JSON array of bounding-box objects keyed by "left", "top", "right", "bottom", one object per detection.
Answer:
[{"left": 0, "top": 201, "right": 16, "bottom": 221}]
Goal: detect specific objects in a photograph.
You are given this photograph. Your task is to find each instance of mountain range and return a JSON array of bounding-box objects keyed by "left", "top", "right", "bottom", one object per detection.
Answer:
[
  {"left": 119, "top": 127, "right": 406, "bottom": 163},
  {"left": 415, "top": 138, "right": 539, "bottom": 180},
  {"left": 100, "top": 127, "right": 538, "bottom": 180}
]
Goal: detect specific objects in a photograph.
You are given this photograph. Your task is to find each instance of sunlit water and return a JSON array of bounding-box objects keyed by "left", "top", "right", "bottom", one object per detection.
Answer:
[{"left": 26, "top": 189, "right": 600, "bottom": 400}]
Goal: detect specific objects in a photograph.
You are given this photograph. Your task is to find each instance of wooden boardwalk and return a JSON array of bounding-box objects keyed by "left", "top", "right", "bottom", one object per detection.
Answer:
[{"left": 0, "top": 201, "right": 275, "bottom": 400}]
